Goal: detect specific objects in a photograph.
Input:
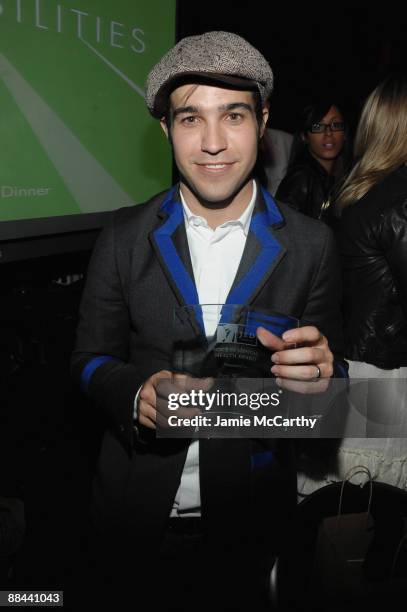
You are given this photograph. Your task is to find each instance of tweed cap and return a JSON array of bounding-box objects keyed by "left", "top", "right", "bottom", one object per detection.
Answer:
[{"left": 146, "top": 31, "right": 274, "bottom": 118}]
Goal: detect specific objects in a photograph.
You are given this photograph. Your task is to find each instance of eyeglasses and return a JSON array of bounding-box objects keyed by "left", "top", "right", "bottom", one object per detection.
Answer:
[{"left": 309, "top": 121, "right": 345, "bottom": 133}]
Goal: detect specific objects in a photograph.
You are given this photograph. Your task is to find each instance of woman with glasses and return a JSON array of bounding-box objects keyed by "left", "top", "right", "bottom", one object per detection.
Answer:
[{"left": 276, "top": 100, "right": 349, "bottom": 223}]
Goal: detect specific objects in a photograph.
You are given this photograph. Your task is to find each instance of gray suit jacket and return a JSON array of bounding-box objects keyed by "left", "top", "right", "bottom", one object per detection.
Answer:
[{"left": 71, "top": 183, "right": 345, "bottom": 551}]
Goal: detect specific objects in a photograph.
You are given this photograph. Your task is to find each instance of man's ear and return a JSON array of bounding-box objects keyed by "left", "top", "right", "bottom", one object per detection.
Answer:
[
  {"left": 259, "top": 106, "right": 269, "bottom": 138},
  {"left": 160, "top": 117, "right": 169, "bottom": 138}
]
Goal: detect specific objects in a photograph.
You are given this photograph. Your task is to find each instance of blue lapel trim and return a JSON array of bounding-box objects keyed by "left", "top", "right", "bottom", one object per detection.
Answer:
[
  {"left": 222, "top": 187, "right": 284, "bottom": 319},
  {"left": 260, "top": 186, "right": 285, "bottom": 225},
  {"left": 153, "top": 186, "right": 284, "bottom": 334},
  {"left": 245, "top": 311, "right": 296, "bottom": 336},
  {"left": 153, "top": 187, "right": 200, "bottom": 307}
]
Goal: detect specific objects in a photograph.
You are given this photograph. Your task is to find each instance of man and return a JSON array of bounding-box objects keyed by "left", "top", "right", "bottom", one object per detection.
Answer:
[{"left": 71, "top": 31, "right": 345, "bottom": 611}]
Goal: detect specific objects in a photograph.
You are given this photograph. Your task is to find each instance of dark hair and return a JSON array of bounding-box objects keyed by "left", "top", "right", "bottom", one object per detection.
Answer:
[
  {"left": 288, "top": 99, "right": 352, "bottom": 172},
  {"left": 301, "top": 100, "right": 344, "bottom": 133}
]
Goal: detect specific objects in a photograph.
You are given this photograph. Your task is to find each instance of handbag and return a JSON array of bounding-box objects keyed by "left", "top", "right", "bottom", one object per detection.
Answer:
[
  {"left": 275, "top": 467, "right": 407, "bottom": 610},
  {"left": 311, "top": 466, "right": 375, "bottom": 597},
  {"left": 309, "top": 466, "right": 407, "bottom": 606}
]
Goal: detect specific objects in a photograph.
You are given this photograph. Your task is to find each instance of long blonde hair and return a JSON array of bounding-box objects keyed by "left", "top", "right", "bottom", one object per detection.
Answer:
[{"left": 335, "top": 75, "right": 407, "bottom": 213}]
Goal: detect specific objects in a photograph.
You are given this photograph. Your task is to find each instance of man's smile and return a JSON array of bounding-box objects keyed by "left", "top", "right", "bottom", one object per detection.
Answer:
[{"left": 195, "top": 162, "right": 236, "bottom": 174}]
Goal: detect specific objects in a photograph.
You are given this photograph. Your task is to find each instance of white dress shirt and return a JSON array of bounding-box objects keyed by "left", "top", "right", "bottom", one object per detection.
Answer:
[{"left": 170, "top": 181, "right": 257, "bottom": 516}]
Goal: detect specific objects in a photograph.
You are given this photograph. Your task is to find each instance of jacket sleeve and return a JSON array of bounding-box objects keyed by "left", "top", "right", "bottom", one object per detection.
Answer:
[
  {"left": 380, "top": 197, "right": 407, "bottom": 318},
  {"left": 301, "top": 225, "right": 348, "bottom": 377},
  {"left": 294, "top": 225, "right": 348, "bottom": 475},
  {"left": 71, "top": 214, "right": 142, "bottom": 451}
]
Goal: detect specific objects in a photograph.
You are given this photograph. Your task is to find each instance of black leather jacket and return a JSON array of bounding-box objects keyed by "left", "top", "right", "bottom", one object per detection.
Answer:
[
  {"left": 276, "top": 149, "right": 335, "bottom": 222},
  {"left": 338, "top": 165, "right": 407, "bottom": 368}
]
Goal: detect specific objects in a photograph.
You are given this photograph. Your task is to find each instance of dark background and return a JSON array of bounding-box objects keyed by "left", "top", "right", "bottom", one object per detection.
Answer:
[
  {"left": 1, "top": 1, "right": 407, "bottom": 600},
  {"left": 176, "top": 3, "right": 407, "bottom": 133}
]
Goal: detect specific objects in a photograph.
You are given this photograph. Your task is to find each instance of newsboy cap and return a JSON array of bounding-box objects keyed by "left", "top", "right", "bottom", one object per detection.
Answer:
[{"left": 145, "top": 31, "right": 274, "bottom": 118}]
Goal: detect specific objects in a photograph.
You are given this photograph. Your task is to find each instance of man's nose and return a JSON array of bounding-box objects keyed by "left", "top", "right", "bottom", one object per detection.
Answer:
[{"left": 201, "top": 122, "right": 227, "bottom": 154}]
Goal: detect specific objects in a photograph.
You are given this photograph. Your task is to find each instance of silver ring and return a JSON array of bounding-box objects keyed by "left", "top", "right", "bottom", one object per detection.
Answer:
[{"left": 314, "top": 365, "right": 321, "bottom": 380}]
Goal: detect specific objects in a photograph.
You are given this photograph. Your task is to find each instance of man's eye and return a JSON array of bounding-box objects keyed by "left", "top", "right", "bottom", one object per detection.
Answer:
[
  {"left": 181, "top": 116, "right": 198, "bottom": 125},
  {"left": 228, "top": 113, "right": 243, "bottom": 122}
]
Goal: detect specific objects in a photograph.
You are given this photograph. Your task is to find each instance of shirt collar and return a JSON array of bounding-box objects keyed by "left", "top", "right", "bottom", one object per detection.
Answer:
[{"left": 180, "top": 180, "right": 257, "bottom": 236}]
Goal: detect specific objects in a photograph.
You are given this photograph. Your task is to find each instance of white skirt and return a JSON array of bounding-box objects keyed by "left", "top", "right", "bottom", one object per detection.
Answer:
[{"left": 297, "top": 361, "right": 407, "bottom": 498}]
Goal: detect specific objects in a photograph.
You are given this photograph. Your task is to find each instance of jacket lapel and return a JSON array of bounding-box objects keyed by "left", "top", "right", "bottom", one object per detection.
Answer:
[
  {"left": 149, "top": 186, "right": 199, "bottom": 308},
  {"left": 149, "top": 184, "right": 287, "bottom": 329},
  {"left": 225, "top": 186, "right": 287, "bottom": 309}
]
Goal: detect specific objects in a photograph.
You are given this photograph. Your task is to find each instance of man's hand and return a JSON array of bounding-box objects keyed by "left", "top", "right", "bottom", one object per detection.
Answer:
[
  {"left": 257, "top": 325, "right": 333, "bottom": 391},
  {"left": 138, "top": 370, "right": 211, "bottom": 429}
]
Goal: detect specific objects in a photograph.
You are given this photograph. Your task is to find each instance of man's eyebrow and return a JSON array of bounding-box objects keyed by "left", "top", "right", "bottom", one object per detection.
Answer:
[
  {"left": 172, "top": 105, "right": 199, "bottom": 119},
  {"left": 172, "top": 102, "right": 254, "bottom": 119},
  {"left": 218, "top": 102, "right": 254, "bottom": 113}
]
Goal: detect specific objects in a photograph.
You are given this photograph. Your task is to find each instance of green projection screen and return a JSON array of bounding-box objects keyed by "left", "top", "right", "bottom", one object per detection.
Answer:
[{"left": 0, "top": 0, "right": 176, "bottom": 256}]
